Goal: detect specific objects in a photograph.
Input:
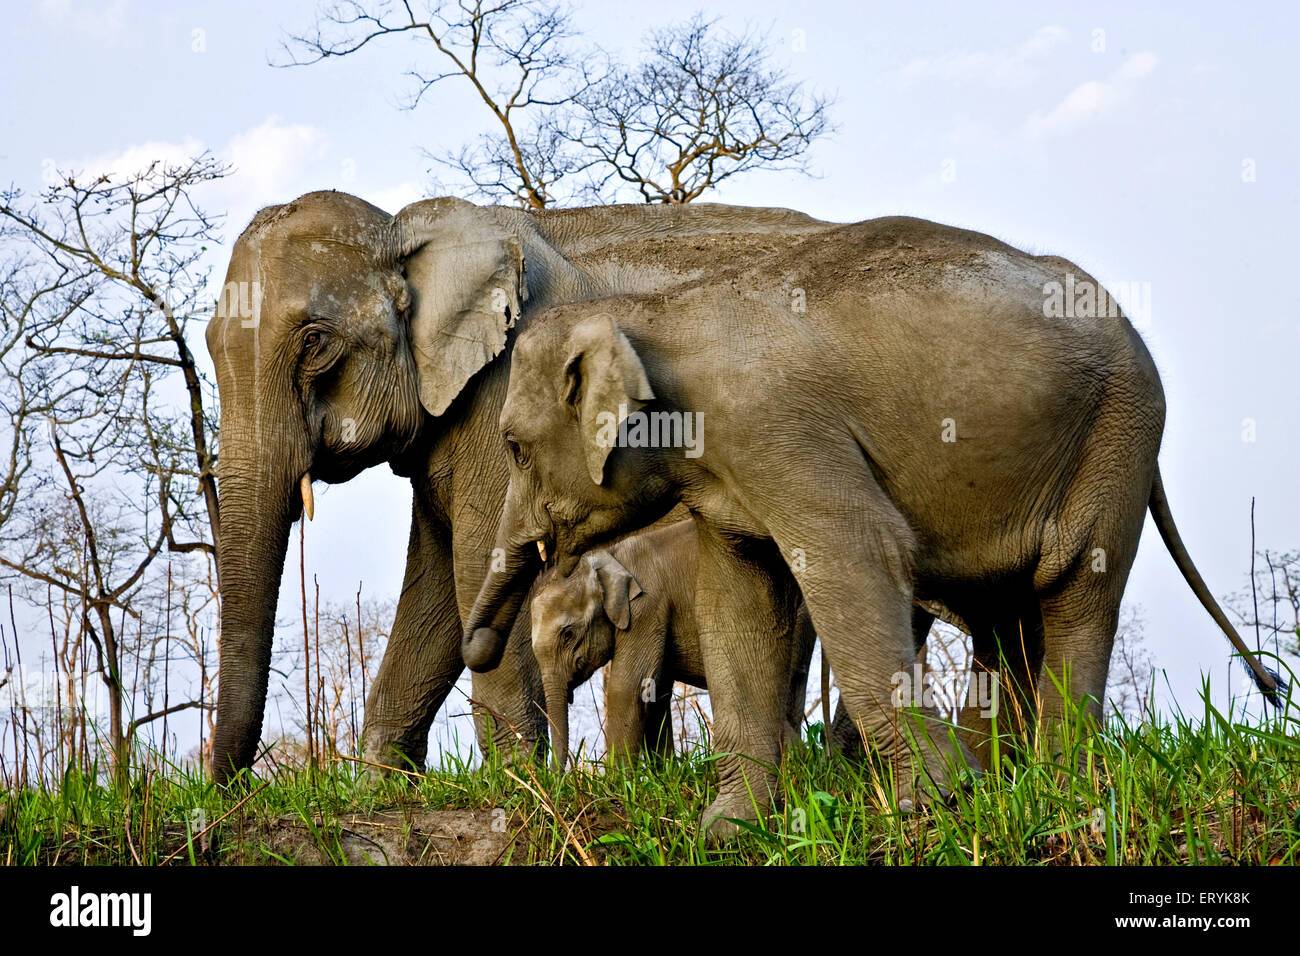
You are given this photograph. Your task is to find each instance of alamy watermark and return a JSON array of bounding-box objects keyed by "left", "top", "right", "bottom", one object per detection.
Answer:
[
  {"left": 50, "top": 886, "right": 151, "bottom": 936},
  {"left": 2, "top": 669, "right": 109, "bottom": 715},
  {"left": 595, "top": 402, "right": 704, "bottom": 458},
  {"left": 1043, "top": 274, "right": 1151, "bottom": 329},
  {"left": 215, "top": 280, "right": 263, "bottom": 328},
  {"left": 891, "top": 663, "right": 999, "bottom": 718}
]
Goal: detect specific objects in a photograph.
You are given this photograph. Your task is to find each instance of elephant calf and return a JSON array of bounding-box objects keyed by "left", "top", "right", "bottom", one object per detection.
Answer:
[{"left": 530, "top": 519, "right": 816, "bottom": 767}]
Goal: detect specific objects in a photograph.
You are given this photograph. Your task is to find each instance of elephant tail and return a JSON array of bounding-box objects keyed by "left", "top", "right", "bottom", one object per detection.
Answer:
[{"left": 1148, "top": 466, "right": 1288, "bottom": 706}]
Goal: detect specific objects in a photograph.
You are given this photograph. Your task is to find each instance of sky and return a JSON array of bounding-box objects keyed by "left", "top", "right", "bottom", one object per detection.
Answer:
[{"left": 1, "top": 0, "right": 1297, "bottom": 758}]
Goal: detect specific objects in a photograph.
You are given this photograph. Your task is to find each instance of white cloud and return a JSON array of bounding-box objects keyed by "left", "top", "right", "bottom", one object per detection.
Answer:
[
  {"left": 1024, "top": 51, "right": 1160, "bottom": 138},
  {"left": 225, "top": 116, "right": 328, "bottom": 205},
  {"left": 365, "top": 182, "right": 424, "bottom": 213},
  {"left": 1117, "top": 51, "right": 1160, "bottom": 81},
  {"left": 68, "top": 117, "right": 327, "bottom": 196},
  {"left": 75, "top": 137, "right": 206, "bottom": 181},
  {"left": 1030, "top": 80, "right": 1116, "bottom": 131},
  {"left": 897, "top": 25, "right": 1067, "bottom": 88},
  {"left": 56, "top": 117, "right": 329, "bottom": 249},
  {"left": 38, "top": 0, "right": 129, "bottom": 43}
]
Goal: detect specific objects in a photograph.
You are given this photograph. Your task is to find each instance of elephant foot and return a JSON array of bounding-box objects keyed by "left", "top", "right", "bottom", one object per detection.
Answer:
[
  {"left": 780, "top": 719, "right": 806, "bottom": 754},
  {"left": 359, "top": 732, "right": 428, "bottom": 783},
  {"left": 497, "top": 737, "right": 547, "bottom": 769},
  {"left": 702, "top": 796, "right": 759, "bottom": 842},
  {"left": 700, "top": 792, "right": 765, "bottom": 843},
  {"left": 895, "top": 772, "right": 946, "bottom": 814},
  {"left": 353, "top": 762, "right": 385, "bottom": 790},
  {"left": 889, "top": 716, "right": 979, "bottom": 812}
]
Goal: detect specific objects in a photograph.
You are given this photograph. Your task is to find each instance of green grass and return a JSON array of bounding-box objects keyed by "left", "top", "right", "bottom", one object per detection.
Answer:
[{"left": 4, "top": 691, "right": 1299, "bottom": 865}]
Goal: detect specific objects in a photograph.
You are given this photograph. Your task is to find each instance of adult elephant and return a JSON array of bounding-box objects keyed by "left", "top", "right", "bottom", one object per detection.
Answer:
[
  {"left": 204, "top": 189, "right": 834, "bottom": 784},
  {"left": 458, "top": 217, "right": 1287, "bottom": 833}
]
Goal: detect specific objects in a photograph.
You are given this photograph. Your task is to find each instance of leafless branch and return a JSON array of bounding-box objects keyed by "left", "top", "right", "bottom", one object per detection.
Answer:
[
  {"left": 562, "top": 15, "right": 834, "bottom": 204},
  {"left": 279, "top": 0, "right": 597, "bottom": 208}
]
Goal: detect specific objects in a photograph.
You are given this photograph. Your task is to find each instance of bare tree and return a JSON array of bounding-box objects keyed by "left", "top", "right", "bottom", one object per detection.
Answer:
[
  {"left": 565, "top": 15, "right": 833, "bottom": 204},
  {"left": 0, "top": 251, "right": 95, "bottom": 539},
  {"left": 128, "top": 559, "right": 220, "bottom": 772},
  {"left": 1105, "top": 606, "right": 1154, "bottom": 722},
  {"left": 279, "top": 0, "right": 597, "bottom": 209},
  {"left": 315, "top": 597, "right": 391, "bottom": 759},
  {"left": 0, "top": 156, "right": 227, "bottom": 557},
  {"left": 1228, "top": 549, "right": 1300, "bottom": 664},
  {"left": 258, "top": 595, "right": 390, "bottom": 771},
  {"left": 279, "top": 5, "right": 832, "bottom": 207},
  {"left": 0, "top": 156, "right": 228, "bottom": 781}
]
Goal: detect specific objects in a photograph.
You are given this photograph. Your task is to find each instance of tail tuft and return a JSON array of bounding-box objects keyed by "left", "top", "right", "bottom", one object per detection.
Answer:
[{"left": 1246, "top": 661, "right": 1290, "bottom": 708}]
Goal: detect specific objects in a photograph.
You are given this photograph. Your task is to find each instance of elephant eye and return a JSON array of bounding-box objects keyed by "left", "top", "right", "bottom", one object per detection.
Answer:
[
  {"left": 304, "top": 330, "right": 322, "bottom": 349},
  {"left": 506, "top": 437, "right": 530, "bottom": 468},
  {"left": 559, "top": 625, "right": 574, "bottom": 643}
]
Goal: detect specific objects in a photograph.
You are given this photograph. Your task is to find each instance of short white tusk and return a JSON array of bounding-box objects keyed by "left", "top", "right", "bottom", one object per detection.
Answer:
[
  {"left": 300, "top": 472, "right": 315, "bottom": 521},
  {"left": 536, "top": 540, "right": 547, "bottom": 562}
]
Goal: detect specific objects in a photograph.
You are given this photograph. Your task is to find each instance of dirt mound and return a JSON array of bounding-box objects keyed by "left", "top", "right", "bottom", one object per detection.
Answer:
[{"left": 225, "top": 809, "right": 520, "bottom": 866}]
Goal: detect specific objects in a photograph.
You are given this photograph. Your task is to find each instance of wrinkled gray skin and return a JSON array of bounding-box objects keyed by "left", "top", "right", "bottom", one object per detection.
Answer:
[
  {"left": 530, "top": 519, "right": 816, "bottom": 768},
  {"left": 462, "top": 216, "right": 1285, "bottom": 836},
  {"left": 204, "top": 190, "right": 836, "bottom": 784}
]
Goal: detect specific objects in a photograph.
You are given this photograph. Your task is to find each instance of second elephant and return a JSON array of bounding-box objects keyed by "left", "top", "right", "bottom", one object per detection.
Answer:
[
  {"left": 462, "top": 216, "right": 1285, "bottom": 835},
  {"left": 530, "top": 520, "right": 816, "bottom": 768}
]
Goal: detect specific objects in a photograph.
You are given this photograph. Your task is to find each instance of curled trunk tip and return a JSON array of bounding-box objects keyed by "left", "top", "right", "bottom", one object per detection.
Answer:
[{"left": 462, "top": 626, "right": 507, "bottom": 672}]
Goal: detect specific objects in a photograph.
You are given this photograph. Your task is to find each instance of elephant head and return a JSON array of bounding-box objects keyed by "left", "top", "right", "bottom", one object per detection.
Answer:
[
  {"left": 205, "top": 190, "right": 527, "bottom": 784},
  {"left": 529, "top": 552, "right": 642, "bottom": 768},
  {"left": 462, "top": 309, "right": 676, "bottom": 673}
]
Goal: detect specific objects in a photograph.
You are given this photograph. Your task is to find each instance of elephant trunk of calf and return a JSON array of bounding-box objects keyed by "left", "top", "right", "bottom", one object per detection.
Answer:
[
  {"left": 462, "top": 482, "right": 548, "bottom": 672},
  {"left": 461, "top": 559, "right": 534, "bottom": 672},
  {"left": 544, "top": 676, "right": 570, "bottom": 769},
  {"left": 209, "top": 462, "right": 298, "bottom": 785}
]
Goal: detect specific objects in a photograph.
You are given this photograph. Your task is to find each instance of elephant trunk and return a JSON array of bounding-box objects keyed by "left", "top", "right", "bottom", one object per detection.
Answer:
[
  {"left": 460, "top": 540, "right": 538, "bottom": 672},
  {"left": 209, "top": 445, "right": 302, "bottom": 785},
  {"left": 461, "top": 485, "right": 544, "bottom": 672},
  {"left": 544, "top": 675, "right": 570, "bottom": 770}
]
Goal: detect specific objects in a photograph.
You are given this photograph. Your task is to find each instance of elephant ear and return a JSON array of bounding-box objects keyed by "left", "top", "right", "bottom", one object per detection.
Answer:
[
  {"left": 587, "top": 551, "right": 643, "bottom": 631},
  {"left": 561, "top": 314, "right": 655, "bottom": 485},
  {"left": 395, "top": 198, "right": 528, "bottom": 417}
]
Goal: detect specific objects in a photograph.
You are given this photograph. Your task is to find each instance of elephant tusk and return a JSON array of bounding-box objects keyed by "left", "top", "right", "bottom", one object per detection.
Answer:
[
  {"left": 536, "top": 540, "right": 547, "bottom": 562},
  {"left": 300, "top": 472, "right": 315, "bottom": 521}
]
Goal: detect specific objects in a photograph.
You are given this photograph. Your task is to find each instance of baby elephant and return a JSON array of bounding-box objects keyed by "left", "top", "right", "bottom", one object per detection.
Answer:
[{"left": 531, "top": 519, "right": 815, "bottom": 767}]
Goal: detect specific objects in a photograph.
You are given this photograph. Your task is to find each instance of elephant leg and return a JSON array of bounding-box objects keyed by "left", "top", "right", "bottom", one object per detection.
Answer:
[
  {"left": 467, "top": 600, "right": 548, "bottom": 763},
  {"left": 783, "top": 606, "right": 818, "bottom": 748},
  {"left": 603, "top": 674, "right": 647, "bottom": 766},
  {"left": 694, "top": 528, "right": 798, "bottom": 839},
  {"left": 954, "top": 610, "right": 1043, "bottom": 771},
  {"left": 361, "top": 498, "right": 463, "bottom": 773},
  {"left": 828, "top": 605, "right": 934, "bottom": 760},
  {"left": 449, "top": 513, "right": 548, "bottom": 763},
  {"left": 1032, "top": 431, "right": 1151, "bottom": 756},
  {"left": 767, "top": 472, "right": 973, "bottom": 809},
  {"left": 641, "top": 687, "right": 674, "bottom": 760},
  {"left": 1035, "top": 570, "right": 1125, "bottom": 750}
]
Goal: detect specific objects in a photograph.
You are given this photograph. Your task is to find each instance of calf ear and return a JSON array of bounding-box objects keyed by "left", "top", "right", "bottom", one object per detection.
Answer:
[
  {"left": 395, "top": 199, "right": 527, "bottom": 416},
  {"left": 560, "top": 314, "right": 655, "bottom": 485},
  {"left": 588, "top": 551, "right": 643, "bottom": 631}
]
